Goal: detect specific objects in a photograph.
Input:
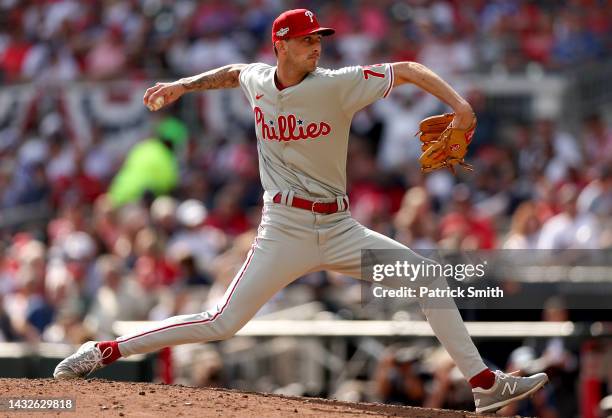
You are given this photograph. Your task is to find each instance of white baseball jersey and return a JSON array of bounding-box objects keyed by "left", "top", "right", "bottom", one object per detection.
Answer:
[{"left": 239, "top": 63, "right": 394, "bottom": 198}]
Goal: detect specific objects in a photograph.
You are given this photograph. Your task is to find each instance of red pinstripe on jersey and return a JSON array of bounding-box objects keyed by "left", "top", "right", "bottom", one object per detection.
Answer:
[{"left": 383, "top": 64, "right": 394, "bottom": 98}]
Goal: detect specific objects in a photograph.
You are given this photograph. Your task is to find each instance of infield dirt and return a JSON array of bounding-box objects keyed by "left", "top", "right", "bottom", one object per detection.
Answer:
[{"left": 0, "top": 378, "right": 513, "bottom": 417}]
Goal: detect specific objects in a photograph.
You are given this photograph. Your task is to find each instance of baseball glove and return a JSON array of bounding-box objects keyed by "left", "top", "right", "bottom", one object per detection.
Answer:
[{"left": 416, "top": 113, "right": 476, "bottom": 174}]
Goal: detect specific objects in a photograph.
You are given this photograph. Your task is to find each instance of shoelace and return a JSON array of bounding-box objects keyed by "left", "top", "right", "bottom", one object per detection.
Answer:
[
  {"left": 495, "top": 370, "right": 521, "bottom": 381},
  {"left": 69, "top": 345, "right": 114, "bottom": 376}
]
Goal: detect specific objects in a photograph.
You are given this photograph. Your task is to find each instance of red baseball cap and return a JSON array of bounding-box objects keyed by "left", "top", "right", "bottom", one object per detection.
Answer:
[{"left": 271, "top": 9, "right": 335, "bottom": 44}]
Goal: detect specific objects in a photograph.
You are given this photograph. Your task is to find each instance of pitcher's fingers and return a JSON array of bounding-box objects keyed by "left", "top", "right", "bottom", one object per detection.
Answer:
[
  {"left": 149, "top": 90, "right": 166, "bottom": 107},
  {"left": 143, "top": 88, "right": 156, "bottom": 105},
  {"left": 143, "top": 84, "right": 163, "bottom": 105},
  {"left": 143, "top": 85, "right": 161, "bottom": 104}
]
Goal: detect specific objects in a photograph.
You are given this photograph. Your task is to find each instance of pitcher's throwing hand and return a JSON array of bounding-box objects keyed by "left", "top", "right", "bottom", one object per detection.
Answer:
[{"left": 143, "top": 82, "right": 185, "bottom": 111}]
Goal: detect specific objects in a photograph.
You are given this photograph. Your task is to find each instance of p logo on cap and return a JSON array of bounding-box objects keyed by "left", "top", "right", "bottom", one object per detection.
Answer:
[{"left": 271, "top": 9, "right": 335, "bottom": 44}]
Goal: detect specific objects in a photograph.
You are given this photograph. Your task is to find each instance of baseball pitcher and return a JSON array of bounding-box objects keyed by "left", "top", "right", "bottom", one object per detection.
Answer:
[{"left": 55, "top": 9, "right": 547, "bottom": 413}]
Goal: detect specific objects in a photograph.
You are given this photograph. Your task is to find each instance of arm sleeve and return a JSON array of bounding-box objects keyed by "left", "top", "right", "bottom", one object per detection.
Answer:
[
  {"left": 335, "top": 63, "right": 395, "bottom": 115},
  {"left": 239, "top": 63, "right": 266, "bottom": 104}
]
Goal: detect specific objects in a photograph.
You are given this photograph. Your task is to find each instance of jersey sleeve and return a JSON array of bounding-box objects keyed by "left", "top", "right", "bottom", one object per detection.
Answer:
[
  {"left": 238, "top": 63, "right": 267, "bottom": 104},
  {"left": 335, "top": 63, "right": 394, "bottom": 115}
]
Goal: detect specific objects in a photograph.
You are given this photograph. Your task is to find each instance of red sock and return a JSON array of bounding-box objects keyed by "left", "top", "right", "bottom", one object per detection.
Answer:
[
  {"left": 96, "top": 341, "right": 122, "bottom": 365},
  {"left": 469, "top": 368, "right": 495, "bottom": 389}
]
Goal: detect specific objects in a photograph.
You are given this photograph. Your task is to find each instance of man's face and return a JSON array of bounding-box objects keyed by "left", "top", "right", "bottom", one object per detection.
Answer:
[{"left": 280, "top": 34, "right": 322, "bottom": 72}]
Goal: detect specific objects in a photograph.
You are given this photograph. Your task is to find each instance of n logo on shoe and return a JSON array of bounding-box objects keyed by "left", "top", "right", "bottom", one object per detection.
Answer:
[
  {"left": 474, "top": 399, "right": 480, "bottom": 407},
  {"left": 502, "top": 381, "right": 517, "bottom": 395}
]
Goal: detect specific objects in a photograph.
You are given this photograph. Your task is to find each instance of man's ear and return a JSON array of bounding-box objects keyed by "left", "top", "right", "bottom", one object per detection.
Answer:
[{"left": 275, "top": 40, "right": 286, "bottom": 55}]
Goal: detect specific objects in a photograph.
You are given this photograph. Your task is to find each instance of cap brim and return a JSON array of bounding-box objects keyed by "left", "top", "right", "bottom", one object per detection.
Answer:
[
  {"left": 290, "top": 27, "right": 335, "bottom": 39},
  {"left": 313, "top": 28, "right": 335, "bottom": 36}
]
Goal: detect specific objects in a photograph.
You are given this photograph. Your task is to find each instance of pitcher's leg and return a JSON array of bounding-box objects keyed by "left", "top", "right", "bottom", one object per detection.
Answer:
[
  {"left": 118, "top": 236, "right": 313, "bottom": 356},
  {"left": 54, "top": 207, "right": 320, "bottom": 379},
  {"left": 119, "top": 245, "right": 255, "bottom": 356},
  {"left": 324, "top": 219, "right": 488, "bottom": 380}
]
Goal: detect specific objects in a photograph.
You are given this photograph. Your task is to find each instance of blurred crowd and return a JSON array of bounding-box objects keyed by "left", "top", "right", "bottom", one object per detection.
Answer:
[
  {"left": 1, "top": 0, "right": 612, "bottom": 83},
  {"left": 1, "top": 0, "right": 612, "bottom": 416}
]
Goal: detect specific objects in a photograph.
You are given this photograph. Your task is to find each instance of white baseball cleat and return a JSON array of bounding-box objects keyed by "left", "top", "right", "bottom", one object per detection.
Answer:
[
  {"left": 54, "top": 341, "right": 109, "bottom": 380},
  {"left": 472, "top": 370, "right": 549, "bottom": 413}
]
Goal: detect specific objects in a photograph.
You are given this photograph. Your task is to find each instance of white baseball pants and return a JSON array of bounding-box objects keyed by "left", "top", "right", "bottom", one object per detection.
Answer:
[{"left": 116, "top": 192, "right": 487, "bottom": 380}]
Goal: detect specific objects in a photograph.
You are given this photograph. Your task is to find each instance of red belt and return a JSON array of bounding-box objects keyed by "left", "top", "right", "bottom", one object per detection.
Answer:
[{"left": 273, "top": 193, "right": 348, "bottom": 214}]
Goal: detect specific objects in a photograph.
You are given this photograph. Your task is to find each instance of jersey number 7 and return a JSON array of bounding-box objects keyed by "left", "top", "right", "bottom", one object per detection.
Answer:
[{"left": 363, "top": 67, "right": 385, "bottom": 80}]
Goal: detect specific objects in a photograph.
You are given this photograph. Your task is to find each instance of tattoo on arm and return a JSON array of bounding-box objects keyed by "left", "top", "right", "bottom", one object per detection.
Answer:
[{"left": 179, "top": 64, "right": 247, "bottom": 91}]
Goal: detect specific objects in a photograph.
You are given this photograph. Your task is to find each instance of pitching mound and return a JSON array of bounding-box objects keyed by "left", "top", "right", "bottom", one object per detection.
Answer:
[{"left": 0, "top": 378, "right": 504, "bottom": 417}]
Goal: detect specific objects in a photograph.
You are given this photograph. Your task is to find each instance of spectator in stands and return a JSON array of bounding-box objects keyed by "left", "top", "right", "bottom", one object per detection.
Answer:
[
  {"left": 520, "top": 11, "right": 554, "bottom": 68},
  {"left": 22, "top": 43, "right": 80, "bottom": 84},
  {"left": 531, "top": 175, "right": 558, "bottom": 224},
  {"left": 83, "top": 125, "right": 120, "bottom": 184},
  {"left": 538, "top": 184, "right": 600, "bottom": 249},
  {"left": 416, "top": 21, "right": 475, "bottom": 79},
  {"left": 133, "top": 227, "right": 177, "bottom": 289},
  {"left": 601, "top": 394, "right": 612, "bottom": 418},
  {"left": 503, "top": 200, "right": 542, "bottom": 249},
  {"left": 552, "top": 8, "right": 603, "bottom": 67},
  {"left": 0, "top": 23, "right": 32, "bottom": 83},
  {"left": 42, "top": 307, "right": 93, "bottom": 345},
  {"left": 61, "top": 230, "right": 99, "bottom": 301},
  {"left": 43, "top": 261, "right": 83, "bottom": 343},
  {"left": 148, "top": 284, "right": 200, "bottom": 322},
  {"left": 373, "top": 89, "right": 439, "bottom": 171},
  {"left": 2, "top": 160, "right": 51, "bottom": 209},
  {"left": 91, "top": 194, "right": 121, "bottom": 254},
  {"left": 188, "top": 347, "right": 225, "bottom": 388},
  {"left": 518, "top": 129, "right": 540, "bottom": 180},
  {"left": 0, "top": 294, "right": 19, "bottom": 342},
  {"left": 439, "top": 184, "right": 496, "bottom": 249},
  {"left": 508, "top": 297, "right": 578, "bottom": 418},
  {"left": 204, "top": 184, "right": 251, "bottom": 236},
  {"left": 536, "top": 297, "right": 578, "bottom": 374},
  {"left": 470, "top": 148, "right": 515, "bottom": 218},
  {"left": 13, "top": 240, "right": 54, "bottom": 338},
  {"left": 85, "top": 27, "right": 127, "bottom": 80},
  {"left": 108, "top": 117, "right": 188, "bottom": 208},
  {"left": 4, "top": 265, "right": 47, "bottom": 342},
  {"left": 44, "top": 115, "right": 77, "bottom": 188},
  {"left": 464, "top": 88, "right": 498, "bottom": 152},
  {"left": 84, "top": 254, "right": 149, "bottom": 340},
  {"left": 54, "top": 155, "right": 104, "bottom": 205},
  {"left": 168, "top": 199, "right": 226, "bottom": 275},
  {"left": 423, "top": 348, "right": 474, "bottom": 411},
  {"left": 581, "top": 113, "right": 612, "bottom": 172},
  {"left": 336, "top": 21, "right": 377, "bottom": 66},
  {"left": 172, "top": 250, "right": 212, "bottom": 287},
  {"left": 205, "top": 230, "right": 256, "bottom": 311},
  {"left": 578, "top": 166, "right": 612, "bottom": 217},
  {"left": 374, "top": 345, "right": 425, "bottom": 406},
  {"left": 394, "top": 187, "right": 438, "bottom": 249},
  {"left": 109, "top": 204, "right": 149, "bottom": 268},
  {"left": 532, "top": 118, "right": 582, "bottom": 185},
  {"left": 150, "top": 196, "right": 179, "bottom": 238}
]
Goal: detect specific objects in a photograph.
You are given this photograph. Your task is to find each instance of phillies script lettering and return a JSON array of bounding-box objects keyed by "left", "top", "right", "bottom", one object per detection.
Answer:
[{"left": 254, "top": 107, "right": 331, "bottom": 141}]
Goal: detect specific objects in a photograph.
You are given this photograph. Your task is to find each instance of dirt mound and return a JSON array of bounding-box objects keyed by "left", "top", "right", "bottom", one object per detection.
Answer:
[{"left": 0, "top": 378, "right": 505, "bottom": 417}]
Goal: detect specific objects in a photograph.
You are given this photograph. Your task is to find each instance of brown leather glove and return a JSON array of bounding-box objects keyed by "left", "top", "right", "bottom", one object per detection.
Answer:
[{"left": 416, "top": 113, "right": 476, "bottom": 174}]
